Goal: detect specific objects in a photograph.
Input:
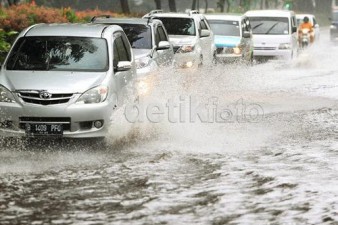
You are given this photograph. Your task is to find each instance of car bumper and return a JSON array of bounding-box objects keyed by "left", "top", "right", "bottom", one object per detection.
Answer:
[
  {"left": 253, "top": 49, "right": 292, "bottom": 58},
  {"left": 0, "top": 100, "right": 113, "bottom": 138},
  {"left": 216, "top": 54, "right": 242, "bottom": 62}
]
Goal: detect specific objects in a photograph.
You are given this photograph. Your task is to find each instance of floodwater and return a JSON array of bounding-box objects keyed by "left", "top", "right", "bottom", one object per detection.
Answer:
[{"left": 0, "top": 31, "right": 338, "bottom": 225}]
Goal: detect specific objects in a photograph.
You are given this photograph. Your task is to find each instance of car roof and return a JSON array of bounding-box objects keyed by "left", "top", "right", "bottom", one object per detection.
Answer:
[
  {"left": 151, "top": 12, "right": 194, "bottom": 19},
  {"left": 245, "top": 10, "right": 294, "bottom": 17},
  {"left": 205, "top": 14, "right": 244, "bottom": 21},
  {"left": 24, "top": 23, "right": 120, "bottom": 38},
  {"left": 92, "top": 17, "right": 162, "bottom": 26}
]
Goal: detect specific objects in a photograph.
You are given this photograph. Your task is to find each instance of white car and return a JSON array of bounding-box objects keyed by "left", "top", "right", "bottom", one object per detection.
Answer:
[
  {"left": 245, "top": 10, "right": 298, "bottom": 60},
  {"left": 296, "top": 14, "right": 320, "bottom": 42},
  {"left": 0, "top": 24, "right": 136, "bottom": 138},
  {"left": 145, "top": 10, "right": 216, "bottom": 69}
]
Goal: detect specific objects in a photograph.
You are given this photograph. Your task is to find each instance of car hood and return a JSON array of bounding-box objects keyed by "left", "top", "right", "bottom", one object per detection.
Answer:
[
  {"left": 168, "top": 35, "right": 197, "bottom": 46},
  {"left": 0, "top": 70, "right": 107, "bottom": 93},
  {"left": 252, "top": 35, "right": 291, "bottom": 47},
  {"left": 214, "top": 35, "right": 241, "bottom": 48},
  {"left": 133, "top": 49, "right": 151, "bottom": 59}
]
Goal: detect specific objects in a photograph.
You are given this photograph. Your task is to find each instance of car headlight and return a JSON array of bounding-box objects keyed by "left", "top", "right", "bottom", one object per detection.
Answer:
[
  {"left": 330, "top": 25, "right": 337, "bottom": 30},
  {"left": 233, "top": 47, "right": 242, "bottom": 55},
  {"left": 135, "top": 56, "right": 151, "bottom": 69},
  {"left": 178, "top": 45, "right": 195, "bottom": 53},
  {"left": 0, "top": 85, "right": 16, "bottom": 103},
  {"left": 76, "top": 86, "right": 108, "bottom": 104},
  {"left": 279, "top": 43, "right": 291, "bottom": 50}
]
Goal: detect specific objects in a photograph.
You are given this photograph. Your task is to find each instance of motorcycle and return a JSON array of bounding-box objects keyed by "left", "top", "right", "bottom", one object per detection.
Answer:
[{"left": 300, "top": 28, "right": 310, "bottom": 49}]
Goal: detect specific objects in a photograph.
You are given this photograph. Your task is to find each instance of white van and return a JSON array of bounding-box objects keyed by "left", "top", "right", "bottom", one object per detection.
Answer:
[{"left": 245, "top": 10, "right": 298, "bottom": 60}]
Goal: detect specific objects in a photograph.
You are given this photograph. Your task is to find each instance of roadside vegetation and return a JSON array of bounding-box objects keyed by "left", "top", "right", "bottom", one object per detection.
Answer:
[{"left": 0, "top": 2, "right": 125, "bottom": 62}]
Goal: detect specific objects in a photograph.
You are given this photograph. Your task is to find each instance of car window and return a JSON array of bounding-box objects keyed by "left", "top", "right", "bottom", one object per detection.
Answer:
[
  {"left": 6, "top": 36, "right": 108, "bottom": 72},
  {"left": 156, "top": 17, "right": 196, "bottom": 36},
  {"left": 158, "top": 26, "right": 168, "bottom": 42},
  {"left": 200, "top": 20, "right": 208, "bottom": 30},
  {"left": 113, "top": 33, "right": 130, "bottom": 66},
  {"left": 155, "top": 29, "right": 160, "bottom": 46},
  {"left": 291, "top": 16, "right": 296, "bottom": 28},
  {"left": 249, "top": 17, "right": 289, "bottom": 35},
  {"left": 208, "top": 20, "right": 240, "bottom": 37},
  {"left": 121, "top": 33, "right": 132, "bottom": 61},
  {"left": 116, "top": 24, "right": 152, "bottom": 49},
  {"left": 313, "top": 17, "right": 317, "bottom": 25},
  {"left": 241, "top": 20, "right": 247, "bottom": 34}
]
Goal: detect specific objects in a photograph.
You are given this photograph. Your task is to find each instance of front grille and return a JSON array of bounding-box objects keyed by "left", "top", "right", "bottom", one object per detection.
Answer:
[
  {"left": 216, "top": 47, "right": 234, "bottom": 54},
  {"left": 254, "top": 47, "right": 276, "bottom": 51},
  {"left": 17, "top": 91, "right": 73, "bottom": 105},
  {"left": 19, "top": 117, "right": 71, "bottom": 131}
]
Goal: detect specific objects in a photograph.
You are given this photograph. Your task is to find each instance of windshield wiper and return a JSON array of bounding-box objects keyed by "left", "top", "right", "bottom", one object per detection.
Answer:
[
  {"left": 252, "top": 23, "right": 263, "bottom": 30},
  {"left": 265, "top": 22, "right": 280, "bottom": 34}
]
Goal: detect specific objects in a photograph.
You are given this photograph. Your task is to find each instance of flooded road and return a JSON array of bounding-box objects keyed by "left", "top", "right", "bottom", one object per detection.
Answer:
[{"left": 1, "top": 31, "right": 338, "bottom": 225}]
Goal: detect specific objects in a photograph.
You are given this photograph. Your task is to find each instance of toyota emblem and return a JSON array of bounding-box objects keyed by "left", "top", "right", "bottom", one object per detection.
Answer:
[{"left": 39, "top": 91, "right": 52, "bottom": 99}]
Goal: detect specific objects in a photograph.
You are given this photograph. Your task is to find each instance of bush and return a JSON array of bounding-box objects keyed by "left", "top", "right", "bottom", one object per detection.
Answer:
[
  {"left": 0, "top": 30, "right": 18, "bottom": 62},
  {"left": 0, "top": 3, "right": 68, "bottom": 32}
]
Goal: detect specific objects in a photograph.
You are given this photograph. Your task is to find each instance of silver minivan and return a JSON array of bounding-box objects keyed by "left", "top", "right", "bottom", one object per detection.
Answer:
[
  {"left": 0, "top": 23, "right": 136, "bottom": 138},
  {"left": 146, "top": 10, "right": 216, "bottom": 69}
]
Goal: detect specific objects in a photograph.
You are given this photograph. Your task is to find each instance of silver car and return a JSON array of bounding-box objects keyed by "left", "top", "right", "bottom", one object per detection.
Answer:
[
  {"left": 0, "top": 23, "right": 136, "bottom": 138},
  {"left": 145, "top": 10, "right": 216, "bottom": 69},
  {"left": 91, "top": 16, "right": 174, "bottom": 77}
]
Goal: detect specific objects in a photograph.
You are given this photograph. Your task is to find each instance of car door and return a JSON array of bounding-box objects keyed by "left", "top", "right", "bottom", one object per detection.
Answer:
[
  {"left": 113, "top": 31, "right": 133, "bottom": 105},
  {"left": 154, "top": 24, "right": 174, "bottom": 67},
  {"left": 199, "top": 18, "right": 213, "bottom": 62}
]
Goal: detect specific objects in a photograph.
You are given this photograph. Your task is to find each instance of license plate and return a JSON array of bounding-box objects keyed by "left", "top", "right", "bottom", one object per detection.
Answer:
[{"left": 25, "top": 123, "right": 63, "bottom": 136}]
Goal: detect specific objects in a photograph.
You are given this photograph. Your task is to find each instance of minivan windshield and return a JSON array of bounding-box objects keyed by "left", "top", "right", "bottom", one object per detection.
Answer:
[
  {"left": 6, "top": 37, "right": 108, "bottom": 71},
  {"left": 156, "top": 17, "right": 196, "bottom": 36},
  {"left": 208, "top": 20, "right": 240, "bottom": 36},
  {"left": 117, "top": 24, "right": 152, "bottom": 49},
  {"left": 249, "top": 17, "right": 289, "bottom": 35}
]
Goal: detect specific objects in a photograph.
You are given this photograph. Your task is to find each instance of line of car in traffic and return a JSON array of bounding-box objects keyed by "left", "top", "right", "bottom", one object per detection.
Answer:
[{"left": 0, "top": 9, "right": 320, "bottom": 139}]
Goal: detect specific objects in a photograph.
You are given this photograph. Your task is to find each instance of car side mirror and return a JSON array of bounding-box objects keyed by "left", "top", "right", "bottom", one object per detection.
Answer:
[
  {"left": 243, "top": 31, "right": 251, "bottom": 38},
  {"left": 200, "top": 29, "right": 211, "bottom": 37},
  {"left": 116, "top": 61, "right": 132, "bottom": 72},
  {"left": 292, "top": 27, "right": 297, "bottom": 33},
  {"left": 157, "top": 41, "right": 171, "bottom": 50},
  {"left": 314, "top": 24, "right": 319, "bottom": 28}
]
